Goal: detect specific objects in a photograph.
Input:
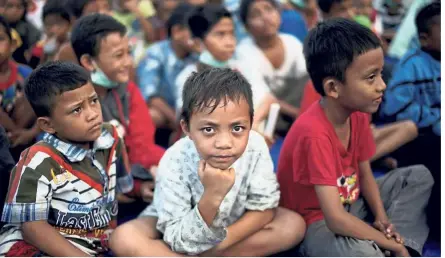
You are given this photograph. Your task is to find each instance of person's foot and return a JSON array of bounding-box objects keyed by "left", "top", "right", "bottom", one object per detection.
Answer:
[{"left": 383, "top": 157, "right": 398, "bottom": 170}]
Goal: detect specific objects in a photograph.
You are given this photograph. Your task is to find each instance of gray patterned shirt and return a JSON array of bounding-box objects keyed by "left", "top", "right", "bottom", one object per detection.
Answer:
[{"left": 140, "top": 130, "right": 280, "bottom": 255}]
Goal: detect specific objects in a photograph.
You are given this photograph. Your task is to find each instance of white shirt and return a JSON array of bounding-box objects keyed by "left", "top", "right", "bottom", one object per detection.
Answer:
[
  {"left": 237, "top": 33, "right": 309, "bottom": 108},
  {"left": 140, "top": 130, "right": 280, "bottom": 255}
]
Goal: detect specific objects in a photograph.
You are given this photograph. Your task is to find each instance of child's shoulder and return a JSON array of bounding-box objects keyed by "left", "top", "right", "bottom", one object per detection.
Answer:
[
  {"left": 399, "top": 48, "right": 436, "bottom": 68},
  {"left": 292, "top": 103, "right": 329, "bottom": 135},
  {"left": 15, "top": 141, "right": 70, "bottom": 176}
]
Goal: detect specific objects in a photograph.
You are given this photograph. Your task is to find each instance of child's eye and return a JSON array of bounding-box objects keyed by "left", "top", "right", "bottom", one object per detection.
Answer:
[
  {"left": 232, "top": 126, "right": 245, "bottom": 133},
  {"left": 201, "top": 127, "right": 215, "bottom": 134},
  {"left": 367, "top": 74, "right": 376, "bottom": 82},
  {"left": 91, "top": 97, "right": 99, "bottom": 105},
  {"left": 72, "top": 107, "right": 82, "bottom": 114}
]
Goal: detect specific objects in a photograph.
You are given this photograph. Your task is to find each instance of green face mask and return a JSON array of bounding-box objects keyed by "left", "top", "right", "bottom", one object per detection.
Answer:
[
  {"left": 354, "top": 15, "right": 372, "bottom": 29},
  {"left": 91, "top": 62, "right": 120, "bottom": 89},
  {"left": 199, "top": 50, "right": 230, "bottom": 68}
]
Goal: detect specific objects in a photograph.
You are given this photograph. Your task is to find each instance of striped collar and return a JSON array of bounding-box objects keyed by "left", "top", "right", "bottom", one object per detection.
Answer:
[{"left": 42, "top": 126, "right": 115, "bottom": 163}]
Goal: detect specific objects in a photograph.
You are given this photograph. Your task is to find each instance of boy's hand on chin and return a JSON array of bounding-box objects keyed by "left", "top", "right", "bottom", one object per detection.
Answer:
[{"left": 198, "top": 160, "right": 235, "bottom": 200}]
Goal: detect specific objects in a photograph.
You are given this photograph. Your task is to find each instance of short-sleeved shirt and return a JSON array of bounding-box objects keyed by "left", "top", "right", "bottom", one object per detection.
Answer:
[
  {"left": 0, "top": 124, "right": 133, "bottom": 256},
  {"left": 277, "top": 102, "right": 375, "bottom": 225},
  {"left": 140, "top": 130, "right": 280, "bottom": 255},
  {"left": 0, "top": 61, "right": 32, "bottom": 115},
  {"left": 137, "top": 40, "right": 198, "bottom": 108}
]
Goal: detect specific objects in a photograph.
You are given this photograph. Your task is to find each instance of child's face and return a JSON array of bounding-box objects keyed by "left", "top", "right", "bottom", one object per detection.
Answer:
[
  {"left": 159, "top": 0, "right": 180, "bottom": 20},
  {"left": 172, "top": 25, "right": 196, "bottom": 53},
  {"left": 97, "top": 0, "right": 110, "bottom": 13},
  {"left": 181, "top": 97, "right": 252, "bottom": 170},
  {"left": 421, "top": 15, "right": 441, "bottom": 53},
  {"left": 94, "top": 32, "right": 133, "bottom": 84},
  {"left": 4, "top": 0, "right": 25, "bottom": 24},
  {"left": 330, "top": 48, "right": 386, "bottom": 114},
  {"left": 0, "top": 25, "right": 13, "bottom": 64},
  {"left": 326, "top": 0, "right": 355, "bottom": 19},
  {"left": 42, "top": 82, "right": 103, "bottom": 145},
  {"left": 355, "top": 0, "right": 373, "bottom": 18},
  {"left": 246, "top": 0, "right": 281, "bottom": 39},
  {"left": 82, "top": 0, "right": 99, "bottom": 17},
  {"left": 43, "top": 14, "right": 71, "bottom": 44},
  {"left": 203, "top": 17, "right": 236, "bottom": 62}
]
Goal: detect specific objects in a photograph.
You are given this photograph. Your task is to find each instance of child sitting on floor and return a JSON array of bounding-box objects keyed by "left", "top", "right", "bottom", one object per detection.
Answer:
[
  {"left": 0, "top": 16, "right": 36, "bottom": 160},
  {"left": 0, "top": 61, "right": 133, "bottom": 256},
  {"left": 30, "top": 0, "right": 72, "bottom": 67},
  {"left": 278, "top": 18, "right": 433, "bottom": 257},
  {"left": 238, "top": 0, "right": 310, "bottom": 136},
  {"left": 54, "top": 0, "right": 99, "bottom": 64},
  {"left": 110, "top": 68, "right": 306, "bottom": 256},
  {"left": 175, "top": 4, "right": 276, "bottom": 132},
  {"left": 137, "top": 3, "right": 199, "bottom": 131},
  {"left": 71, "top": 13, "right": 165, "bottom": 203},
  {"left": 299, "top": 0, "right": 418, "bottom": 169}
]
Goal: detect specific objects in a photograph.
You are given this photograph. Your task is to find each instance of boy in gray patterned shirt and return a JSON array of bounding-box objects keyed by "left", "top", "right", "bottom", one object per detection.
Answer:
[{"left": 110, "top": 68, "right": 306, "bottom": 256}]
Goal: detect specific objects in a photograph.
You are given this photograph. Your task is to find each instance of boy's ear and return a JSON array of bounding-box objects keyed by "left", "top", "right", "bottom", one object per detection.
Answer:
[
  {"left": 180, "top": 119, "right": 190, "bottom": 137},
  {"left": 323, "top": 78, "right": 340, "bottom": 99},
  {"left": 80, "top": 54, "right": 95, "bottom": 72},
  {"left": 37, "top": 117, "right": 56, "bottom": 135},
  {"left": 418, "top": 32, "right": 429, "bottom": 48}
]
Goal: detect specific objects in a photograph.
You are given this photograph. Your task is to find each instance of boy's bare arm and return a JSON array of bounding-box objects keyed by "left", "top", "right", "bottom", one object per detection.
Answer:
[
  {"left": 277, "top": 100, "right": 300, "bottom": 119},
  {"left": 0, "top": 109, "right": 18, "bottom": 132},
  {"left": 147, "top": 97, "right": 177, "bottom": 129},
  {"left": 22, "top": 221, "right": 90, "bottom": 257},
  {"left": 315, "top": 185, "right": 407, "bottom": 255}
]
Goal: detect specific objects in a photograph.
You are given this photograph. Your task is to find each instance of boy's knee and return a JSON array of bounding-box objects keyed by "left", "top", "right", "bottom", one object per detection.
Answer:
[
  {"left": 109, "top": 217, "right": 159, "bottom": 254},
  {"left": 109, "top": 222, "right": 136, "bottom": 252},
  {"left": 401, "top": 120, "right": 418, "bottom": 139},
  {"left": 271, "top": 208, "right": 306, "bottom": 248},
  {"left": 412, "top": 165, "right": 434, "bottom": 187}
]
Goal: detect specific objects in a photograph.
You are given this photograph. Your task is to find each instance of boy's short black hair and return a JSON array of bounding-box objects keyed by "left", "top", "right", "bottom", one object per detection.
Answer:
[
  {"left": 304, "top": 18, "right": 381, "bottom": 96},
  {"left": 239, "top": 0, "right": 278, "bottom": 26},
  {"left": 71, "top": 13, "right": 126, "bottom": 62},
  {"left": 415, "top": 1, "right": 440, "bottom": 36},
  {"left": 42, "top": 0, "right": 71, "bottom": 23},
  {"left": 181, "top": 68, "right": 254, "bottom": 125},
  {"left": 67, "top": 0, "right": 95, "bottom": 19},
  {"left": 188, "top": 4, "right": 232, "bottom": 39},
  {"left": 25, "top": 61, "right": 90, "bottom": 117},
  {"left": 317, "top": 0, "right": 343, "bottom": 14},
  {"left": 0, "top": 16, "right": 12, "bottom": 40},
  {"left": 167, "top": 3, "right": 194, "bottom": 38}
]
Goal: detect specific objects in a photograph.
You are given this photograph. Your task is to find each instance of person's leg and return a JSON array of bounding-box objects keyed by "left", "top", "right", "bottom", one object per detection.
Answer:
[
  {"left": 300, "top": 220, "right": 385, "bottom": 257},
  {"left": 109, "top": 216, "right": 181, "bottom": 257},
  {"left": 371, "top": 120, "right": 418, "bottom": 162},
  {"left": 375, "top": 165, "right": 434, "bottom": 255},
  {"left": 219, "top": 207, "right": 306, "bottom": 257}
]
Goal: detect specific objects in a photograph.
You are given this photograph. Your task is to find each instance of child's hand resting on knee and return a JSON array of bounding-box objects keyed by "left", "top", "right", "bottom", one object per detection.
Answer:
[{"left": 198, "top": 160, "right": 235, "bottom": 200}]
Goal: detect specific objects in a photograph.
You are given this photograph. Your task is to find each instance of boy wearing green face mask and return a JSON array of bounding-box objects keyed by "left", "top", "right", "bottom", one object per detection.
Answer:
[{"left": 71, "top": 13, "right": 165, "bottom": 203}]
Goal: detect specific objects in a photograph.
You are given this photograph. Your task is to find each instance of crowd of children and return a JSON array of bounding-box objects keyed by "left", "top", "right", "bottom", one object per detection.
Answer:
[{"left": 0, "top": 0, "right": 440, "bottom": 256}]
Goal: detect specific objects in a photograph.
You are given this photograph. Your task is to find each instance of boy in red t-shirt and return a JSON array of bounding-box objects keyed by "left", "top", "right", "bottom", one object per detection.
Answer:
[{"left": 277, "top": 19, "right": 433, "bottom": 257}]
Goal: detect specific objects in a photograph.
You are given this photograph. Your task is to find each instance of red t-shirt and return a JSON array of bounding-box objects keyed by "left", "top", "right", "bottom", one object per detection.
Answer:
[{"left": 277, "top": 102, "right": 376, "bottom": 225}]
